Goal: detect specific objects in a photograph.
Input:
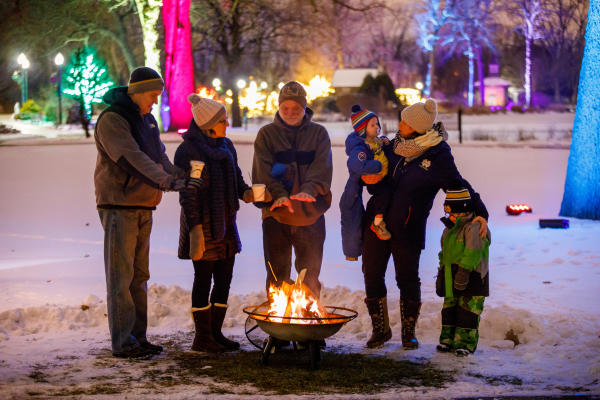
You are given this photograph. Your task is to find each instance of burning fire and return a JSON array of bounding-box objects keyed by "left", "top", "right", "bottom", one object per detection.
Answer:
[{"left": 266, "top": 269, "right": 327, "bottom": 324}]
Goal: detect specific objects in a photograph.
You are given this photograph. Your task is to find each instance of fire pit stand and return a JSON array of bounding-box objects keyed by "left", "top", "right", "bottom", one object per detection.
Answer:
[{"left": 243, "top": 303, "right": 357, "bottom": 370}]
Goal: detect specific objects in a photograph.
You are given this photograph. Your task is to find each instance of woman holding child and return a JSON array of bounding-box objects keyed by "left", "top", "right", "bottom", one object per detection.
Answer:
[{"left": 360, "top": 99, "right": 489, "bottom": 350}]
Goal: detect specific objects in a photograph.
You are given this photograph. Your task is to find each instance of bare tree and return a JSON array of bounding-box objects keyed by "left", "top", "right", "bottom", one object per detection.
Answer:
[
  {"left": 190, "top": 0, "right": 302, "bottom": 127},
  {"left": 540, "top": 0, "right": 588, "bottom": 103},
  {"left": 415, "top": 0, "right": 449, "bottom": 97},
  {"left": 510, "top": 0, "right": 548, "bottom": 108},
  {"left": 441, "top": 0, "right": 497, "bottom": 106}
]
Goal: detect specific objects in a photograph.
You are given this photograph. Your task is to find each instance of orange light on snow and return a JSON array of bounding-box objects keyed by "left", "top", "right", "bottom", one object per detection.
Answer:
[{"left": 506, "top": 204, "right": 532, "bottom": 215}]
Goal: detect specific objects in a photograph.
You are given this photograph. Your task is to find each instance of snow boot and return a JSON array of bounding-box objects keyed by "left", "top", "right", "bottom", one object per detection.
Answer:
[
  {"left": 400, "top": 298, "right": 421, "bottom": 350},
  {"left": 211, "top": 303, "right": 240, "bottom": 351},
  {"left": 191, "top": 305, "right": 224, "bottom": 353},
  {"left": 364, "top": 297, "right": 392, "bottom": 348}
]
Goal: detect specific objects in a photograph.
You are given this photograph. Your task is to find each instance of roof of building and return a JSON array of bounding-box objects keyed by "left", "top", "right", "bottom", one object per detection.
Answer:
[
  {"left": 332, "top": 68, "right": 379, "bottom": 88},
  {"left": 474, "top": 77, "right": 513, "bottom": 87}
]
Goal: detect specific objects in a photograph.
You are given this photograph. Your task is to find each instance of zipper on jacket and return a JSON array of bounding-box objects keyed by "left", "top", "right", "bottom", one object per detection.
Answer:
[{"left": 404, "top": 206, "right": 411, "bottom": 226}]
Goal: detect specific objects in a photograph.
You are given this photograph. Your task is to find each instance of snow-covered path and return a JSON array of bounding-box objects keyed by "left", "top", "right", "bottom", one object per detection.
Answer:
[{"left": 0, "top": 141, "right": 599, "bottom": 398}]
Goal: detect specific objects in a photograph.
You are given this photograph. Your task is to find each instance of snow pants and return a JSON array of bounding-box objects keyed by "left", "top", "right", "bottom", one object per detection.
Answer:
[
  {"left": 98, "top": 209, "right": 152, "bottom": 354},
  {"left": 361, "top": 222, "right": 422, "bottom": 302},
  {"left": 262, "top": 215, "right": 325, "bottom": 297},
  {"left": 439, "top": 295, "right": 485, "bottom": 353},
  {"left": 191, "top": 257, "right": 235, "bottom": 308}
]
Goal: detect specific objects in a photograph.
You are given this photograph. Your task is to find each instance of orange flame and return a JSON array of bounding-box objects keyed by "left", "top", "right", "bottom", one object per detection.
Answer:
[{"left": 266, "top": 280, "right": 327, "bottom": 324}]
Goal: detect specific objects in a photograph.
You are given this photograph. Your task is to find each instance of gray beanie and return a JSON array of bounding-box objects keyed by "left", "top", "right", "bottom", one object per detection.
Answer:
[
  {"left": 188, "top": 93, "right": 226, "bottom": 130},
  {"left": 401, "top": 99, "right": 437, "bottom": 134},
  {"left": 278, "top": 81, "right": 307, "bottom": 109}
]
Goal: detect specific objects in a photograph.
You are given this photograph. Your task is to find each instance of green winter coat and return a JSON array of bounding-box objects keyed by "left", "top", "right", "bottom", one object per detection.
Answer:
[{"left": 436, "top": 216, "right": 491, "bottom": 299}]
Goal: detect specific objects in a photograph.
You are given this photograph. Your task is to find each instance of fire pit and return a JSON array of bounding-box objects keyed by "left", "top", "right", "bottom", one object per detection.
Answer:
[
  {"left": 243, "top": 269, "right": 357, "bottom": 369},
  {"left": 244, "top": 303, "right": 357, "bottom": 369}
]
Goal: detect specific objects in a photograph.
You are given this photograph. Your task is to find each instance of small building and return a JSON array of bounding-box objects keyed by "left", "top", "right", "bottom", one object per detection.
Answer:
[
  {"left": 475, "top": 77, "right": 513, "bottom": 107},
  {"left": 331, "top": 68, "right": 379, "bottom": 95}
]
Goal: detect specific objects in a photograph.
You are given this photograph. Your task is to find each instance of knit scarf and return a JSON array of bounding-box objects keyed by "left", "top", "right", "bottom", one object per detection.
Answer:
[
  {"left": 393, "top": 127, "right": 444, "bottom": 161},
  {"left": 189, "top": 130, "right": 238, "bottom": 241}
]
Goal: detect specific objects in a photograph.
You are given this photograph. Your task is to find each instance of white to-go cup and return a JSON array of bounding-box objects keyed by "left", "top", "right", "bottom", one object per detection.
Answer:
[
  {"left": 252, "top": 184, "right": 266, "bottom": 202},
  {"left": 190, "top": 160, "right": 205, "bottom": 178}
]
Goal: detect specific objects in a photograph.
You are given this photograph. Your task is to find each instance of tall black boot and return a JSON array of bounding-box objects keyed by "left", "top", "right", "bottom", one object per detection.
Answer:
[
  {"left": 191, "top": 305, "right": 224, "bottom": 353},
  {"left": 400, "top": 298, "right": 421, "bottom": 350},
  {"left": 211, "top": 303, "right": 240, "bottom": 351},
  {"left": 364, "top": 297, "right": 392, "bottom": 348}
]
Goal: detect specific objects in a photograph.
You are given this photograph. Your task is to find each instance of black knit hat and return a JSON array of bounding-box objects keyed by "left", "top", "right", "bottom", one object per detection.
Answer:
[
  {"left": 128, "top": 67, "right": 164, "bottom": 94},
  {"left": 444, "top": 188, "right": 473, "bottom": 214}
]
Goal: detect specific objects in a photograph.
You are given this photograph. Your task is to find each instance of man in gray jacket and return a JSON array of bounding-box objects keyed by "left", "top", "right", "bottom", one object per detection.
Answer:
[
  {"left": 94, "top": 67, "right": 189, "bottom": 359},
  {"left": 252, "top": 81, "right": 333, "bottom": 300}
]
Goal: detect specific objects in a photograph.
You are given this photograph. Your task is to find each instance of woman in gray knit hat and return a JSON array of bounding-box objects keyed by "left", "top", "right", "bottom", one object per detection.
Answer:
[
  {"left": 174, "top": 94, "right": 270, "bottom": 353},
  {"left": 360, "top": 98, "right": 490, "bottom": 351}
]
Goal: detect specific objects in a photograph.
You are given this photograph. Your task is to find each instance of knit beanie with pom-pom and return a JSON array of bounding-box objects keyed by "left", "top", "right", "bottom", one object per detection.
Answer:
[
  {"left": 400, "top": 99, "right": 437, "bottom": 134},
  {"left": 188, "top": 93, "right": 226, "bottom": 130},
  {"left": 350, "top": 104, "right": 379, "bottom": 136}
]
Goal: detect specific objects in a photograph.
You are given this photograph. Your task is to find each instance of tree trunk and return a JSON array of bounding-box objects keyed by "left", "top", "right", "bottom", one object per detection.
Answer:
[
  {"left": 78, "top": 97, "right": 90, "bottom": 138},
  {"left": 477, "top": 48, "right": 485, "bottom": 106},
  {"left": 560, "top": 2, "right": 600, "bottom": 220},
  {"left": 427, "top": 50, "right": 435, "bottom": 97},
  {"left": 467, "top": 45, "right": 474, "bottom": 107},
  {"left": 231, "top": 86, "right": 242, "bottom": 128},
  {"left": 524, "top": 35, "right": 532, "bottom": 108},
  {"left": 163, "top": 0, "right": 194, "bottom": 130}
]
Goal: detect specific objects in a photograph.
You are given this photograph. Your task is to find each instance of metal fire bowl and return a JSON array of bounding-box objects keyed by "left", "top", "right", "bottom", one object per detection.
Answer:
[{"left": 243, "top": 303, "right": 358, "bottom": 342}]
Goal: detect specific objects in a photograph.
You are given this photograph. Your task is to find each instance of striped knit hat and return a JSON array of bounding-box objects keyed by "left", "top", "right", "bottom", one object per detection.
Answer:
[
  {"left": 127, "top": 67, "right": 164, "bottom": 94},
  {"left": 444, "top": 188, "right": 473, "bottom": 214},
  {"left": 350, "top": 104, "right": 378, "bottom": 136},
  {"left": 188, "top": 93, "right": 226, "bottom": 130}
]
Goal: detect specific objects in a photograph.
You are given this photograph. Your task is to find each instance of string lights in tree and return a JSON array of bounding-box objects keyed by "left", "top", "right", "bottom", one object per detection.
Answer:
[{"left": 63, "top": 47, "right": 113, "bottom": 137}]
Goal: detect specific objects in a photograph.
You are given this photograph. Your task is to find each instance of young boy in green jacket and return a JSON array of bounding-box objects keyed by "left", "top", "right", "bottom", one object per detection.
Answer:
[{"left": 436, "top": 188, "right": 491, "bottom": 356}]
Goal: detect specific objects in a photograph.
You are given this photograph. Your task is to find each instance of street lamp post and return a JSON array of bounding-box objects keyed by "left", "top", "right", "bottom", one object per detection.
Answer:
[
  {"left": 17, "top": 53, "right": 30, "bottom": 106},
  {"left": 54, "top": 52, "right": 64, "bottom": 126}
]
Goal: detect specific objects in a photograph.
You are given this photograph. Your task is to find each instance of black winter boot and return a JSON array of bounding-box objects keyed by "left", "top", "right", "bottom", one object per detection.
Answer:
[
  {"left": 211, "top": 303, "right": 240, "bottom": 351},
  {"left": 400, "top": 298, "right": 421, "bottom": 350},
  {"left": 191, "top": 306, "right": 224, "bottom": 353},
  {"left": 364, "top": 297, "right": 392, "bottom": 348}
]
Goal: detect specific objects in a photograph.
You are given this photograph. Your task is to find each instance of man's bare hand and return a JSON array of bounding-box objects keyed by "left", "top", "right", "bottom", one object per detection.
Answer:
[
  {"left": 289, "top": 192, "right": 316, "bottom": 202},
  {"left": 270, "top": 196, "right": 294, "bottom": 213}
]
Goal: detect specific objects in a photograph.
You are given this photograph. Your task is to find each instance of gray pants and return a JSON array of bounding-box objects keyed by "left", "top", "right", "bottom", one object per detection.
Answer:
[{"left": 98, "top": 209, "right": 152, "bottom": 353}]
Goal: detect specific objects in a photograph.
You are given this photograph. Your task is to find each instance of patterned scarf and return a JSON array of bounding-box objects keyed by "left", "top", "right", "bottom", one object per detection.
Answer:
[
  {"left": 190, "top": 130, "right": 238, "bottom": 241},
  {"left": 393, "top": 126, "right": 444, "bottom": 161}
]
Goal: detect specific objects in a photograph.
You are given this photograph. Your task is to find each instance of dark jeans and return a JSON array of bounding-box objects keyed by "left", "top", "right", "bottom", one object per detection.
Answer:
[
  {"left": 98, "top": 209, "right": 152, "bottom": 353},
  {"left": 370, "top": 180, "right": 391, "bottom": 216},
  {"left": 362, "top": 221, "right": 422, "bottom": 302},
  {"left": 262, "top": 216, "right": 325, "bottom": 297},
  {"left": 191, "top": 257, "right": 235, "bottom": 308}
]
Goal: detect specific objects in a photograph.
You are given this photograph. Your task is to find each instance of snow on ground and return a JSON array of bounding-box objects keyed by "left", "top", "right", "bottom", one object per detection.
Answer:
[{"left": 0, "top": 117, "right": 599, "bottom": 398}]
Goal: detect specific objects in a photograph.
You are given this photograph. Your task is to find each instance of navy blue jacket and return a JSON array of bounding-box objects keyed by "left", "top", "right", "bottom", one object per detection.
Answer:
[
  {"left": 366, "top": 140, "right": 488, "bottom": 249},
  {"left": 339, "top": 132, "right": 382, "bottom": 258}
]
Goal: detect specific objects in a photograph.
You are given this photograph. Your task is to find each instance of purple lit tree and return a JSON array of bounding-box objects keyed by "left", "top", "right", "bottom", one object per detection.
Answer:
[
  {"left": 415, "top": 0, "right": 448, "bottom": 97},
  {"left": 560, "top": 0, "right": 600, "bottom": 220},
  {"left": 440, "top": 0, "right": 496, "bottom": 106},
  {"left": 512, "top": 0, "right": 547, "bottom": 108},
  {"left": 163, "top": 0, "right": 194, "bottom": 130}
]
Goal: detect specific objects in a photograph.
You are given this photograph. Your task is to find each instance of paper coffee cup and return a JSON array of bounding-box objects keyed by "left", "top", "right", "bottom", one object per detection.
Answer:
[
  {"left": 252, "top": 184, "right": 266, "bottom": 202},
  {"left": 190, "top": 160, "right": 205, "bottom": 178}
]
